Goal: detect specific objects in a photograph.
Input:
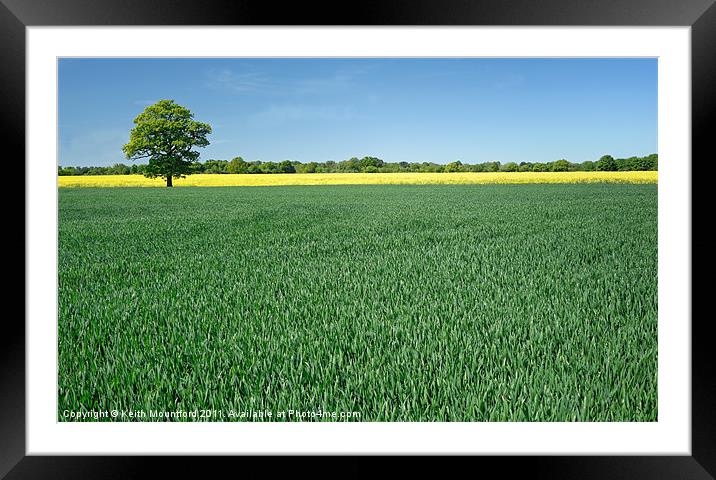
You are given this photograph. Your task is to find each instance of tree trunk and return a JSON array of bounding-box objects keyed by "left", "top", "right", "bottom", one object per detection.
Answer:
[{"left": 166, "top": 175, "right": 173, "bottom": 187}]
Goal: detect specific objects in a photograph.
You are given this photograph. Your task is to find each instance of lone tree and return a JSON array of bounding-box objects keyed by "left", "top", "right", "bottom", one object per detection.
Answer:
[{"left": 122, "top": 100, "right": 212, "bottom": 187}]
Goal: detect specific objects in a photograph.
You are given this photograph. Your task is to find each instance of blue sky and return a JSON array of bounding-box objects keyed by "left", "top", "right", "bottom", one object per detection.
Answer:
[{"left": 58, "top": 58, "right": 657, "bottom": 167}]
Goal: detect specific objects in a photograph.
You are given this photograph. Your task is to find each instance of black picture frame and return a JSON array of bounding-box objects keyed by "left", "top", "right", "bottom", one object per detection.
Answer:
[{"left": 4, "top": 0, "right": 713, "bottom": 476}]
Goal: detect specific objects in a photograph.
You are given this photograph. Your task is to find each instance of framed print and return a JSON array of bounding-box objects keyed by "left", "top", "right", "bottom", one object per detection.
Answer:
[{"left": 5, "top": 0, "right": 714, "bottom": 476}]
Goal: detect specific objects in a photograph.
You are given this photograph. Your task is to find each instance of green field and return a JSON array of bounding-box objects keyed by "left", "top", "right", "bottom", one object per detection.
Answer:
[{"left": 58, "top": 184, "right": 657, "bottom": 421}]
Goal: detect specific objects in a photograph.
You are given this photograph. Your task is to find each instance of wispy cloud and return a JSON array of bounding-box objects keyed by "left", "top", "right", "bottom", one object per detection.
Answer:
[
  {"left": 59, "top": 128, "right": 129, "bottom": 167},
  {"left": 205, "top": 69, "right": 276, "bottom": 94},
  {"left": 250, "top": 104, "right": 357, "bottom": 126},
  {"left": 291, "top": 72, "right": 355, "bottom": 95},
  {"left": 493, "top": 73, "right": 526, "bottom": 90},
  {"left": 205, "top": 62, "right": 385, "bottom": 96}
]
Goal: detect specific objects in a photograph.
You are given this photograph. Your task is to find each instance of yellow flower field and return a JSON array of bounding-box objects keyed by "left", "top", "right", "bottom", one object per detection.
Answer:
[{"left": 58, "top": 171, "right": 657, "bottom": 188}]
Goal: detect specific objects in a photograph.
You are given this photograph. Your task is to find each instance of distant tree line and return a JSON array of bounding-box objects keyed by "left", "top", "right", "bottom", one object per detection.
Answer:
[{"left": 58, "top": 153, "right": 658, "bottom": 176}]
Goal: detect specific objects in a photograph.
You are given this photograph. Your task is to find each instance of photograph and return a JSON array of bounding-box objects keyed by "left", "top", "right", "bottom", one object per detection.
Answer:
[
  {"left": 56, "top": 57, "right": 659, "bottom": 423},
  {"left": 3, "top": 0, "right": 710, "bottom": 472}
]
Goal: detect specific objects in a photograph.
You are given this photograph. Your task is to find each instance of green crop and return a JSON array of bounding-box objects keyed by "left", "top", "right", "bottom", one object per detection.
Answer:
[{"left": 58, "top": 184, "right": 657, "bottom": 421}]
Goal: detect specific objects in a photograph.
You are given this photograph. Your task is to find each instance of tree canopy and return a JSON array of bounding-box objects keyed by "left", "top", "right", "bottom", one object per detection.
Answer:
[
  {"left": 61, "top": 153, "right": 658, "bottom": 177},
  {"left": 596, "top": 155, "right": 617, "bottom": 172},
  {"left": 122, "top": 100, "right": 211, "bottom": 186}
]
